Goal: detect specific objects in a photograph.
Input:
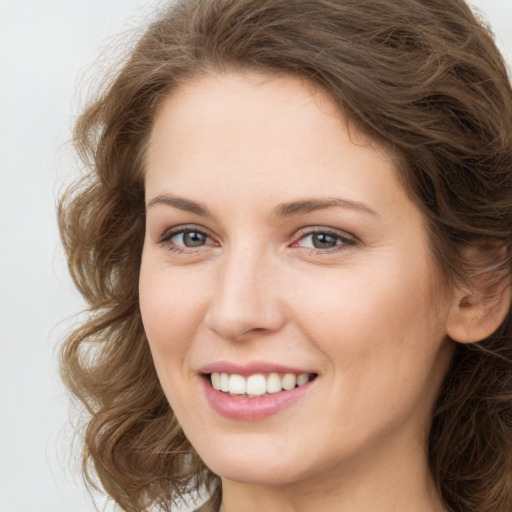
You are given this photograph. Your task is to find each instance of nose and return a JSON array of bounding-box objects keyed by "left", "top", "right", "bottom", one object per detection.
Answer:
[{"left": 204, "top": 250, "right": 287, "bottom": 342}]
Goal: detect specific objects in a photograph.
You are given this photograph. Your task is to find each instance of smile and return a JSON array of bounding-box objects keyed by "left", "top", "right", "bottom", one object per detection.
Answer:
[
  {"left": 200, "top": 365, "right": 319, "bottom": 420},
  {"left": 210, "top": 372, "right": 316, "bottom": 397}
]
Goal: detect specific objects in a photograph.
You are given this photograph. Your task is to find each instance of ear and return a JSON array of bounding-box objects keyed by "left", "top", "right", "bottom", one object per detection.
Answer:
[{"left": 446, "top": 266, "right": 511, "bottom": 344}]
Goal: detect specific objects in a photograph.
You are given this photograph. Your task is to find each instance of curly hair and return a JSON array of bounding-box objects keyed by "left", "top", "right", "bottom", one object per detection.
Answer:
[{"left": 58, "top": 0, "right": 512, "bottom": 511}]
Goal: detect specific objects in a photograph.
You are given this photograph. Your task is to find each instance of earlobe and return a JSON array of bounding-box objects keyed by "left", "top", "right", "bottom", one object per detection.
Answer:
[{"left": 446, "top": 278, "right": 511, "bottom": 344}]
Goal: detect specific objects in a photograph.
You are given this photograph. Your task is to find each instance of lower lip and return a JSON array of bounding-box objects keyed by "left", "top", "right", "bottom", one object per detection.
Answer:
[{"left": 201, "top": 376, "right": 315, "bottom": 420}]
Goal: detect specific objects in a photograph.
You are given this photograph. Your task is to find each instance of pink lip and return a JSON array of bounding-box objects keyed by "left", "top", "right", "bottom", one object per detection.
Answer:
[
  {"left": 199, "top": 367, "right": 317, "bottom": 421},
  {"left": 199, "top": 361, "right": 314, "bottom": 376}
]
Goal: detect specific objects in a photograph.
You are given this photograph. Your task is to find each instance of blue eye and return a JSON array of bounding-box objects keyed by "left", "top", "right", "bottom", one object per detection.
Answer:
[
  {"left": 159, "top": 226, "right": 215, "bottom": 252},
  {"left": 295, "top": 229, "right": 355, "bottom": 250},
  {"left": 303, "top": 233, "right": 340, "bottom": 249},
  {"left": 171, "top": 230, "right": 210, "bottom": 247}
]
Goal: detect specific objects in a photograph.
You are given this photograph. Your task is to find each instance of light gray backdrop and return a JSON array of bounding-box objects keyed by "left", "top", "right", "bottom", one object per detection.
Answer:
[{"left": 1, "top": 1, "right": 511, "bottom": 511}]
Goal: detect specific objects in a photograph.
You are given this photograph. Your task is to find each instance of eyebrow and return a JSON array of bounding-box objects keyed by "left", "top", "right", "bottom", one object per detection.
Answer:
[
  {"left": 272, "top": 197, "right": 379, "bottom": 217},
  {"left": 146, "top": 194, "right": 378, "bottom": 218},
  {"left": 146, "top": 194, "right": 211, "bottom": 216}
]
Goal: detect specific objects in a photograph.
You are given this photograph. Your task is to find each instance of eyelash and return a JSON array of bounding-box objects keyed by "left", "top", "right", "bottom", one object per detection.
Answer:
[
  {"left": 158, "top": 225, "right": 215, "bottom": 254},
  {"left": 292, "top": 227, "right": 357, "bottom": 253},
  {"left": 158, "top": 225, "right": 357, "bottom": 255}
]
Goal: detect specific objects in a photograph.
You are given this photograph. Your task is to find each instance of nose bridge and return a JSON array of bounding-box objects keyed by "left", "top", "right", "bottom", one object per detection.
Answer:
[{"left": 204, "top": 243, "right": 285, "bottom": 340}]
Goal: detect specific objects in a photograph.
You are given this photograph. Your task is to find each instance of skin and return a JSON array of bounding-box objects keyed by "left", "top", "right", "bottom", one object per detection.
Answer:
[{"left": 139, "top": 71, "right": 455, "bottom": 512}]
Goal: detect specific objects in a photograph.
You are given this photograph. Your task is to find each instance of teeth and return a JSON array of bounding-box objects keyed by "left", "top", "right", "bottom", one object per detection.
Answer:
[
  {"left": 246, "top": 374, "right": 266, "bottom": 395},
  {"left": 229, "top": 374, "right": 246, "bottom": 394},
  {"left": 211, "top": 372, "right": 221, "bottom": 390},
  {"left": 220, "top": 373, "right": 230, "bottom": 392},
  {"left": 210, "top": 371, "right": 314, "bottom": 396},
  {"left": 282, "top": 373, "right": 297, "bottom": 390},
  {"left": 266, "top": 372, "right": 282, "bottom": 394},
  {"left": 297, "top": 373, "right": 309, "bottom": 386}
]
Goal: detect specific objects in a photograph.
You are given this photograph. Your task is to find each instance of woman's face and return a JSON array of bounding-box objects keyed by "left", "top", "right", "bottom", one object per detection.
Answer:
[{"left": 139, "top": 72, "right": 454, "bottom": 487}]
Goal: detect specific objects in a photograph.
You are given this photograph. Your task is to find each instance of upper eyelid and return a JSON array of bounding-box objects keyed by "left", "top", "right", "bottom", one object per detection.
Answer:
[
  {"left": 159, "top": 224, "right": 214, "bottom": 242},
  {"left": 158, "top": 227, "right": 218, "bottom": 254},
  {"left": 156, "top": 224, "right": 357, "bottom": 247},
  {"left": 293, "top": 226, "right": 356, "bottom": 241}
]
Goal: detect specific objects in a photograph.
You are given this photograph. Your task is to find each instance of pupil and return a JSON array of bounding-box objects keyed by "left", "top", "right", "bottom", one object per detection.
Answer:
[
  {"left": 184, "top": 231, "right": 206, "bottom": 247},
  {"left": 313, "top": 233, "right": 337, "bottom": 249}
]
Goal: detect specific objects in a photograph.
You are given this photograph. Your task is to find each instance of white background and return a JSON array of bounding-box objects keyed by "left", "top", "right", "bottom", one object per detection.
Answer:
[{"left": 1, "top": 1, "right": 511, "bottom": 511}]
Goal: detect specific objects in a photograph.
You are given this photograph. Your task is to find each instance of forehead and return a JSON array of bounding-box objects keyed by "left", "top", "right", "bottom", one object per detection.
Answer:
[
  {"left": 145, "top": 71, "right": 397, "bottom": 197},
  {"left": 147, "top": 70, "right": 385, "bottom": 152}
]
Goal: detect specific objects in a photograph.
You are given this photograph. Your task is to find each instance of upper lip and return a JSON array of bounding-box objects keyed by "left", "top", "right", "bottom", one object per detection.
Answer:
[{"left": 199, "top": 361, "right": 317, "bottom": 376}]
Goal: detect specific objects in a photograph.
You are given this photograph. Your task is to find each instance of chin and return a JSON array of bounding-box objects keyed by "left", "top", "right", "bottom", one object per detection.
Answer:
[
  {"left": 206, "top": 456, "right": 305, "bottom": 486},
  {"left": 194, "top": 433, "right": 330, "bottom": 488}
]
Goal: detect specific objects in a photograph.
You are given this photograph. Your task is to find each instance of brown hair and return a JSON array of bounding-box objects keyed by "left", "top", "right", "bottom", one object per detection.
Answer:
[{"left": 59, "top": 0, "right": 512, "bottom": 511}]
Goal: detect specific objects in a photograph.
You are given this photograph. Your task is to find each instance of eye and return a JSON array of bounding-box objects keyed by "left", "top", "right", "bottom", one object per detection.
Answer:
[
  {"left": 171, "top": 230, "right": 210, "bottom": 247},
  {"left": 294, "top": 228, "right": 356, "bottom": 251},
  {"left": 159, "top": 226, "right": 216, "bottom": 252}
]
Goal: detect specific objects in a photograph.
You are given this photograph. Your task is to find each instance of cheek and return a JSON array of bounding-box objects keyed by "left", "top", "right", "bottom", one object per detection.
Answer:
[
  {"left": 138, "top": 262, "right": 208, "bottom": 420},
  {"left": 139, "top": 257, "right": 208, "bottom": 363},
  {"left": 291, "top": 257, "right": 447, "bottom": 384},
  {"left": 288, "top": 268, "right": 450, "bottom": 451},
  {"left": 295, "top": 267, "right": 431, "bottom": 332}
]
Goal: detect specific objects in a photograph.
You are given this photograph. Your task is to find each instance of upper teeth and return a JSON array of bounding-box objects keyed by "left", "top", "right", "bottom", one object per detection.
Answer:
[{"left": 210, "top": 372, "right": 312, "bottom": 396}]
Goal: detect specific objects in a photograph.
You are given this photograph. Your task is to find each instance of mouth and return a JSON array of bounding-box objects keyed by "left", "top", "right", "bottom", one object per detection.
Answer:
[
  {"left": 206, "top": 371, "right": 318, "bottom": 397},
  {"left": 199, "top": 362, "right": 319, "bottom": 420}
]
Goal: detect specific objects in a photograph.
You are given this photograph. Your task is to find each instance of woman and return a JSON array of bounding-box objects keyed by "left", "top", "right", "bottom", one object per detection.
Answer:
[{"left": 59, "top": 0, "right": 512, "bottom": 511}]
